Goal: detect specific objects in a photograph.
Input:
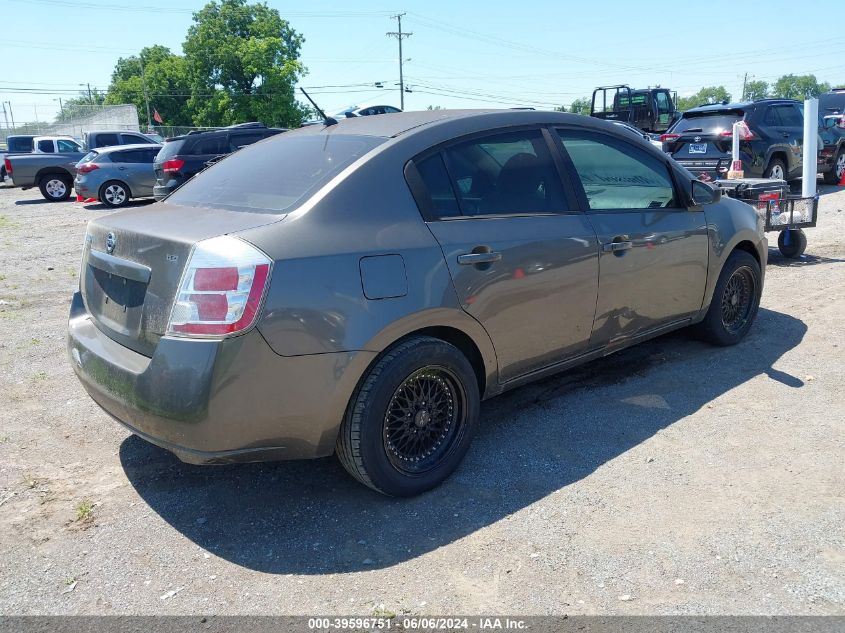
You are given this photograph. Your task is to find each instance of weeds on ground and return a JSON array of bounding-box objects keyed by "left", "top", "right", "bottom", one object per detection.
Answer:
[{"left": 75, "top": 500, "right": 93, "bottom": 522}]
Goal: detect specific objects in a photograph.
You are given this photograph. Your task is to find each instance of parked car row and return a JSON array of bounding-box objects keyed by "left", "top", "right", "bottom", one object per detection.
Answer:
[
  {"left": 2, "top": 122, "right": 285, "bottom": 204},
  {"left": 659, "top": 89, "right": 845, "bottom": 185}
]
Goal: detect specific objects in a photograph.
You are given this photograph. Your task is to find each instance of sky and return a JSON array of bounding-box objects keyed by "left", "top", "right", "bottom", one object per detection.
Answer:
[{"left": 1, "top": 0, "right": 843, "bottom": 125}]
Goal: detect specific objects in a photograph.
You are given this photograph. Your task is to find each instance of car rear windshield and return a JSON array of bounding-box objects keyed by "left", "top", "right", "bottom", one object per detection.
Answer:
[
  {"left": 165, "top": 134, "right": 385, "bottom": 214},
  {"left": 820, "top": 92, "right": 845, "bottom": 114},
  {"left": 673, "top": 111, "right": 744, "bottom": 134},
  {"left": 155, "top": 139, "right": 186, "bottom": 162}
]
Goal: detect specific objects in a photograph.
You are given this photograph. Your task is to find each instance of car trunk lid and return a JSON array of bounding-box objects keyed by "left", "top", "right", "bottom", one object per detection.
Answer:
[{"left": 80, "top": 203, "right": 284, "bottom": 356}]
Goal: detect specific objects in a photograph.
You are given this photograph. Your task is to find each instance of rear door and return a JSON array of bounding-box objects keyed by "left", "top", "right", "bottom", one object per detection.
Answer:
[
  {"left": 410, "top": 127, "right": 600, "bottom": 381},
  {"left": 117, "top": 148, "right": 157, "bottom": 196},
  {"left": 555, "top": 128, "right": 708, "bottom": 348},
  {"left": 761, "top": 103, "right": 804, "bottom": 176}
]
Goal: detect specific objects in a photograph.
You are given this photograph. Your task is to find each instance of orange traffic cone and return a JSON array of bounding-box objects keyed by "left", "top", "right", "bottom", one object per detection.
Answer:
[
  {"left": 84, "top": 197, "right": 97, "bottom": 203},
  {"left": 839, "top": 166, "right": 845, "bottom": 186},
  {"left": 75, "top": 195, "right": 83, "bottom": 202}
]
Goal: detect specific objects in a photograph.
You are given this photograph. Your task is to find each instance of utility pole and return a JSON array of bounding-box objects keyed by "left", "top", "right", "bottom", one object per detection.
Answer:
[
  {"left": 2, "top": 102, "right": 9, "bottom": 133},
  {"left": 140, "top": 59, "right": 152, "bottom": 130},
  {"left": 387, "top": 13, "right": 412, "bottom": 110},
  {"left": 6, "top": 102, "right": 15, "bottom": 130},
  {"left": 741, "top": 73, "right": 748, "bottom": 101}
]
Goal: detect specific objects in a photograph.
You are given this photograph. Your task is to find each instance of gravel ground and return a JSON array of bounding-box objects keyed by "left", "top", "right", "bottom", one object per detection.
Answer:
[{"left": 0, "top": 181, "right": 843, "bottom": 616}]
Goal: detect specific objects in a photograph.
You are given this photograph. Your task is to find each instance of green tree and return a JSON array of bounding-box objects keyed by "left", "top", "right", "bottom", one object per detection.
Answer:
[
  {"left": 183, "top": 0, "right": 308, "bottom": 127},
  {"left": 104, "top": 46, "right": 193, "bottom": 128},
  {"left": 55, "top": 89, "right": 107, "bottom": 122},
  {"left": 742, "top": 79, "right": 769, "bottom": 101},
  {"left": 771, "top": 74, "right": 830, "bottom": 100},
  {"left": 553, "top": 105, "right": 567, "bottom": 112},
  {"left": 568, "top": 97, "right": 592, "bottom": 115},
  {"left": 677, "top": 86, "right": 731, "bottom": 112}
]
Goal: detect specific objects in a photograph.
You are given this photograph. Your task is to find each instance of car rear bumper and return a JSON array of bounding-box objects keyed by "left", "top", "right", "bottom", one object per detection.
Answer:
[
  {"left": 67, "top": 291, "right": 375, "bottom": 464},
  {"left": 153, "top": 178, "right": 182, "bottom": 201}
]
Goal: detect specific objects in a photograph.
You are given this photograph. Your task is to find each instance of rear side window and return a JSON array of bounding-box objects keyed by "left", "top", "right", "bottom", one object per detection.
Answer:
[
  {"left": 439, "top": 129, "right": 566, "bottom": 216},
  {"left": 80, "top": 151, "right": 99, "bottom": 163},
  {"left": 155, "top": 139, "right": 185, "bottom": 162},
  {"left": 37, "top": 140, "right": 53, "bottom": 152},
  {"left": 8, "top": 137, "right": 33, "bottom": 152},
  {"left": 776, "top": 105, "right": 803, "bottom": 127},
  {"left": 230, "top": 132, "right": 265, "bottom": 149},
  {"left": 558, "top": 131, "right": 676, "bottom": 210},
  {"left": 93, "top": 133, "right": 120, "bottom": 148},
  {"left": 165, "top": 133, "right": 384, "bottom": 214},
  {"left": 112, "top": 150, "right": 144, "bottom": 163},
  {"left": 191, "top": 135, "right": 228, "bottom": 155},
  {"left": 121, "top": 134, "right": 151, "bottom": 144},
  {"left": 672, "top": 112, "right": 743, "bottom": 134},
  {"left": 413, "top": 153, "right": 460, "bottom": 218}
]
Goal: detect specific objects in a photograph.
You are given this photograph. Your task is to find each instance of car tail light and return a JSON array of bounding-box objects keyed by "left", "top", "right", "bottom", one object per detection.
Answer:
[
  {"left": 719, "top": 121, "right": 756, "bottom": 140},
  {"left": 659, "top": 133, "right": 680, "bottom": 143},
  {"left": 162, "top": 158, "right": 185, "bottom": 173},
  {"left": 3, "top": 158, "right": 11, "bottom": 175},
  {"left": 167, "top": 236, "right": 272, "bottom": 337},
  {"left": 77, "top": 163, "right": 99, "bottom": 174}
]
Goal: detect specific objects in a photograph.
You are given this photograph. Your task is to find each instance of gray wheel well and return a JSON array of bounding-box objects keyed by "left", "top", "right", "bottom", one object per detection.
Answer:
[
  {"left": 733, "top": 240, "right": 760, "bottom": 267},
  {"left": 36, "top": 169, "right": 72, "bottom": 184},
  {"left": 767, "top": 151, "right": 787, "bottom": 170},
  {"left": 399, "top": 326, "right": 487, "bottom": 397},
  {"left": 100, "top": 179, "right": 132, "bottom": 199}
]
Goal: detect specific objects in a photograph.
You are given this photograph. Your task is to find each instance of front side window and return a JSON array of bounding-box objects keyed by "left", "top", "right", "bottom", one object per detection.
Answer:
[
  {"left": 121, "top": 134, "right": 150, "bottom": 144},
  {"left": 192, "top": 136, "right": 228, "bottom": 155},
  {"left": 777, "top": 105, "right": 803, "bottom": 127},
  {"left": 558, "top": 131, "right": 676, "bottom": 210},
  {"left": 656, "top": 91, "right": 671, "bottom": 114},
  {"left": 57, "top": 139, "right": 80, "bottom": 153},
  {"left": 440, "top": 129, "right": 566, "bottom": 216}
]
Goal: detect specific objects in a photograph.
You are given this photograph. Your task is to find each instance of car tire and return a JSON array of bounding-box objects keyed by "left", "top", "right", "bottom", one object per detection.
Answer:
[
  {"left": 38, "top": 174, "right": 72, "bottom": 201},
  {"left": 336, "top": 336, "right": 480, "bottom": 497},
  {"left": 694, "top": 250, "right": 762, "bottom": 347},
  {"left": 777, "top": 229, "right": 807, "bottom": 259},
  {"left": 822, "top": 149, "right": 844, "bottom": 185},
  {"left": 99, "top": 181, "right": 131, "bottom": 208},
  {"left": 763, "top": 157, "right": 787, "bottom": 181}
]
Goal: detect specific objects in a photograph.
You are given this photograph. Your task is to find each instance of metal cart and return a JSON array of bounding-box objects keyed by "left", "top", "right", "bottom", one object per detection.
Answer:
[{"left": 718, "top": 179, "right": 818, "bottom": 259}]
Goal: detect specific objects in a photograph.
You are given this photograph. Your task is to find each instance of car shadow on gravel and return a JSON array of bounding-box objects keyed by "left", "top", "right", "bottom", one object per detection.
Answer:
[
  {"left": 120, "top": 307, "right": 807, "bottom": 575},
  {"left": 767, "top": 250, "right": 845, "bottom": 267},
  {"left": 14, "top": 198, "right": 74, "bottom": 205}
]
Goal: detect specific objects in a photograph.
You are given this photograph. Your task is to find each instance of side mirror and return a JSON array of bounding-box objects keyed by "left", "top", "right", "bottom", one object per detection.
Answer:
[{"left": 691, "top": 180, "right": 720, "bottom": 206}]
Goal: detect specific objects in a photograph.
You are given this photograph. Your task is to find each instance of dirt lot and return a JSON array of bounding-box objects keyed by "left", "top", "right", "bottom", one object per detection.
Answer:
[{"left": 0, "top": 182, "right": 843, "bottom": 616}]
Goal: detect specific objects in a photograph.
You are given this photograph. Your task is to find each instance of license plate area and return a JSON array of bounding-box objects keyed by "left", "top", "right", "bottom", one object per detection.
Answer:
[
  {"left": 688, "top": 143, "right": 707, "bottom": 154},
  {"left": 85, "top": 266, "right": 148, "bottom": 337}
]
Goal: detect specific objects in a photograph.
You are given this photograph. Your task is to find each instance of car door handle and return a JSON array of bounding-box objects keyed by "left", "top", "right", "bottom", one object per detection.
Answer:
[
  {"left": 118, "top": 166, "right": 127, "bottom": 171},
  {"left": 781, "top": 132, "right": 790, "bottom": 138},
  {"left": 602, "top": 241, "right": 633, "bottom": 253},
  {"left": 457, "top": 251, "right": 502, "bottom": 265}
]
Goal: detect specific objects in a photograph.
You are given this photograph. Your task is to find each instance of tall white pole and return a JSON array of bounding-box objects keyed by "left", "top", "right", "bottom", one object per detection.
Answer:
[{"left": 802, "top": 98, "right": 819, "bottom": 198}]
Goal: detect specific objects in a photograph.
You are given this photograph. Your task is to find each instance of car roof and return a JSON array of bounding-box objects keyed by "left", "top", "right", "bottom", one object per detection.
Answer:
[
  {"left": 87, "top": 130, "right": 152, "bottom": 135},
  {"left": 288, "top": 109, "right": 605, "bottom": 139},
  {"left": 93, "top": 143, "right": 161, "bottom": 154},
  {"left": 685, "top": 99, "right": 800, "bottom": 114}
]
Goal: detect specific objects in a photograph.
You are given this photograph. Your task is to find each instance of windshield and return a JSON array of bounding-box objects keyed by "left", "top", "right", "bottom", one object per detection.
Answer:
[
  {"left": 165, "top": 133, "right": 384, "bottom": 214},
  {"left": 672, "top": 111, "right": 744, "bottom": 134}
]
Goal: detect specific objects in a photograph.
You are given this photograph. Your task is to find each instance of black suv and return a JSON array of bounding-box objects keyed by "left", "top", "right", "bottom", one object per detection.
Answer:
[
  {"left": 662, "top": 99, "right": 805, "bottom": 182},
  {"left": 819, "top": 88, "right": 845, "bottom": 184},
  {"left": 153, "top": 122, "right": 285, "bottom": 200}
]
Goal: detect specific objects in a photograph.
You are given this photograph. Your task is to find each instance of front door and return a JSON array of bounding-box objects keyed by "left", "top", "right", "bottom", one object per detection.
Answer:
[
  {"left": 411, "top": 128, "right": 600, "bottom": 381},
  {"left": 555, "top": 128, "right": 708, "bottom": 348}
]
